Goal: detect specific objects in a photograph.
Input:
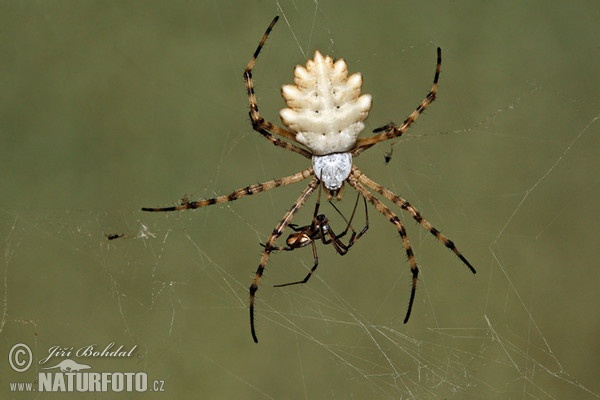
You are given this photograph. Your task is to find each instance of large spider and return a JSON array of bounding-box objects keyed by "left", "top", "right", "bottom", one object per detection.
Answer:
[{"left": 142, "top": 16, "right": 476, "bottom": 343}]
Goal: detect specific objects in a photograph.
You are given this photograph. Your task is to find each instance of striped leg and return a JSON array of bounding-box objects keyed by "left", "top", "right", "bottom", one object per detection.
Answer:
[
  {"left": 142, "top": 168, "right": 313, "bottom": 212},
  {"left": 352, "top": 47, "right": 441, "bottom": 156},
  {"left": 353, "top": 168, "right": 476, "bottom": 275},
  {"left": 346, "top": 175, "right": 420, "bottom": 323},
  {"left": 250, "top": 177, "right": 320, "bottom": 343},
  {"left": 244, "top": 16, "right": 311, "bottom": 160}
]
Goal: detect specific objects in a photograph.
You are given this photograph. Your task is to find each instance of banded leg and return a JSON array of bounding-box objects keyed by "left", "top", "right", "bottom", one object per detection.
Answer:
[
  {"left": 142, "top": 168, "right": 313, "bottom": 212},
  {"left": 353, "top": 168, "right": 476, "bottom": 275},
  {"left": 244, "top": 16, "right": 311, "bottom": 160},
  {"left": 250, "top": 177, "right": 320, "bottom": 343},
  {"left": 352, "top": 47, "right": 441, "bottom": 156},
  {"left": 346, "top": 175, "right": 420, "bottom": 323}
]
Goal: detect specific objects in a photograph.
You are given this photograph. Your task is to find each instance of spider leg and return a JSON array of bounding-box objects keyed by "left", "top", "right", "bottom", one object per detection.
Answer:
[
  {"left": 250, "top": 177, "right": 319, "bottom": 343},
  {"left": 321, "top": 227, "right": 351, "bottom": 255},
  {"left": 286, "top": 224, "right": 303, "bottom": 232},
  {"left": 259, "top": 243, "right": 294, "bottom": 251},
  {"left": 273, "top": 240, "right": 319, "bottom": 288},
  {"left": 346, "top": 175, "right": 419, "bottom": 323},
  {"left": 329, "top": 193, "right": 369, "bottom": 247},
  {"left": 142, "top": 168, "right": 313, "bottom": 212},
  {"left": 244, "top": 16, "right": 311, "bottom": 160},
  {"left": 354, "top": 168, "right": 476, "bottom": 274},
  {"left": 352, "top": 47, "right": 441, "bottom": 156}
]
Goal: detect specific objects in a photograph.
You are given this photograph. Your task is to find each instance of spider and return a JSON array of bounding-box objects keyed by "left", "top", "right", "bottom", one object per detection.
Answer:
[
  {"left": 142, "top": 16, "right": 476, "bottom": 343},
  {"left": 266, "top": 186, "right": 369, "bottom": 288}
]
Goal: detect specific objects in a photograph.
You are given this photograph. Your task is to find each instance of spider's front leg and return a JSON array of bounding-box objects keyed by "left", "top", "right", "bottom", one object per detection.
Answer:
[
  {"left": 249, "top": 177, "right": 319, "bottom": 343},
  {"left": 352, "top": 47, "right": 442, "bottom": 158},
  {"left": 244, "top": 16, "right": 311, "bottom": 160}
]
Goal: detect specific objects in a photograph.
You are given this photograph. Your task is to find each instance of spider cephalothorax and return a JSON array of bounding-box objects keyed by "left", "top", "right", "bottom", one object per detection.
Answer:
[{"left": 143, "top": 16, "right": 476, "bottom": 343}]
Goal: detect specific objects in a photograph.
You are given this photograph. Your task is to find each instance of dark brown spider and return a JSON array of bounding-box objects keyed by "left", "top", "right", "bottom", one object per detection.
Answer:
[{"left": 264, "top": 187, "right": 368, "bottom": 288}]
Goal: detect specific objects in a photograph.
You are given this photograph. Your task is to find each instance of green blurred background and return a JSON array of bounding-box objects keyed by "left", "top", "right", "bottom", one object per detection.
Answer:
[{"left": 1, "top": 1, "right": 598, "bottom": 398}]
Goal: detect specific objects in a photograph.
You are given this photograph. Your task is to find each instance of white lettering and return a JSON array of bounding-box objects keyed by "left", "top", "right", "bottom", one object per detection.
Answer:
[
  {"left": 39, "top": 346, "right": 73, "bottom": 364},
  {"left": 112, "top": 372, "right": 123, "bottom": 391},
  {"left": 38, "top": 372, "right": 149, "bottom": 392}
]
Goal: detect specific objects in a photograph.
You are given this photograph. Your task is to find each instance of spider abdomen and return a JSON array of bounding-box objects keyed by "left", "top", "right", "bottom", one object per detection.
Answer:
[{"left": 280, "top": 51, "right": 372, "bottom": 155}]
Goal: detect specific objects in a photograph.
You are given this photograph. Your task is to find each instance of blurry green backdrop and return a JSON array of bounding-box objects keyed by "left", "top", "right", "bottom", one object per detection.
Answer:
[{"left": 1, "top": 1, "right": 599, "bottom": 399}]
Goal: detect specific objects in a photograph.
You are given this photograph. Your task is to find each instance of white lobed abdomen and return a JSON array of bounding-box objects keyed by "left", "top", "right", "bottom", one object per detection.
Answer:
[{"left": 280, "top": 51, "right": 372, "bottom": 155}]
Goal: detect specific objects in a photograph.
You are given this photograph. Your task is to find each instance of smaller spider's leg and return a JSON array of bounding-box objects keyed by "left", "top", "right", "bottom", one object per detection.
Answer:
[
  {"left": 322, "top": 224, "right": 352, "bottom": 255},
  {"left": 355, "top": 169, "right": 476, "bottom": 274},
  {"left": 316, "top": 193, "right": 369, "bottom": 255},
  {"left": 333, "top": 192, "right": 370, "bottom": 248},
  {"left": 327, "top": 193, "right": 358, "bottom": 239},
  {"left": 312, "top": 182, "right": 324, "bottom": 219},
  {"left": 250, "top": 177, "right": 319, "bottom": 343},
  {"left": 352, "top": 47, "right": 442, "bottom": 157},
  {"left": 286, "top": 224, "right": 304, "bottom": 232},
  {"left": 259, "top": 243, "right": 293, "bottom": 251},
  {"left": 244, "top": 16, "right": 311, "bottom": 159},
  {"left": 142, "top": 168, "right": 313, "bottom": 212},
  {"left": 351, "top": 196, "right": 370, "bottom": 243},
  {"left": 346, "top": 175, "right": 419, "bottom": 323},
  {"left": 319, "top": 214, "right": 350, "bottom": 255},
  {"left": 359, "top": 195, "right": 370, "bottom": 235},
  {"left": 273, "top": 240, "right": 319, "bottom": 288}
]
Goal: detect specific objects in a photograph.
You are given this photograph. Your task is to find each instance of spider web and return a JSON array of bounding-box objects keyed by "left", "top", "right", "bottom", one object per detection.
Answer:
[{"left": 1, "top": 1, "right": 599, "bottom": 399}]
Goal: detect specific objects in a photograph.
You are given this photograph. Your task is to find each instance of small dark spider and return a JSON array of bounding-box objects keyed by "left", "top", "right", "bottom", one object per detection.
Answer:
[{"left": 264, "top": 187, "right": 368, "bottom": 288}]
